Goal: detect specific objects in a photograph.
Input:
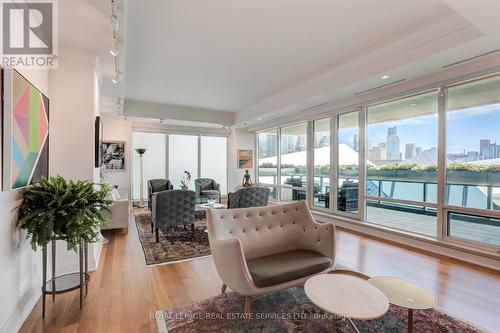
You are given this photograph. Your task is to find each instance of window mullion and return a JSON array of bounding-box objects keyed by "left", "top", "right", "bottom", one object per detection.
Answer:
[
  {"left": 437, "top": 87, "right": 447, "bottom": 240},
  {"left": 332, "top": 116, "right": 338, "bottom": 214},
  {"left": 358, "top": 107, "right": 367, "bottom": 222}
]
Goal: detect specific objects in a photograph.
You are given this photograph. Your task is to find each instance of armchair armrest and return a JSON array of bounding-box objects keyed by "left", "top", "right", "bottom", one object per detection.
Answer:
[
  {"left": 195, "top": 181, "right": 201, "bottom": 196},
  {"left": 227, "top": 192, "right": 236, "bottom": 208},
  {"left": 151, "top": 190, "right": 170, "bottom": 226},
  {"left": 208, "top": 236, "right": 256, "bottom": 295},
  {"left": 311, "top": 221, "right": 336, "bottom": 260}
]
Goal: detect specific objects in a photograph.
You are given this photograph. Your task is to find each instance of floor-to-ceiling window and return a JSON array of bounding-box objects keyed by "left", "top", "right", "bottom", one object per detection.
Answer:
[
  {"left": 280, "top": 123, "right": 307, "bottom": 202},
  {"left": 445, "top": 74, "right": 500, "bottom": 247},
  {"left": 133, "top": 132, "right": 229, "bottom": 200},
  {"left": 168, "top": 134, "right": 199, "bottom": 190},
  {"left": 313, "top": 118, "right": 331, "bottom": 208},
  {"left": 132, "top": 132, "right": 167, "bottom": 200},
  {"left": 201, "top": 136, "right": 228, "bottom": 194},
  {"left": 255, "top": 72, "right": 499, "bottom": 253},
  {"left": 337, "top": 111, "right": 360, "bottom": 215},
  {"left": 366, "top": 91, "right": 438, "bottom": 237}
]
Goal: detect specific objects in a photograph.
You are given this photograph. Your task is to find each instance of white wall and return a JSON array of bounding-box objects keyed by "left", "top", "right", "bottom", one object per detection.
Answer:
[
  {"left": 227, "top": 128, "right": 256, "bottom": 193},
  {"left": 100, "top": 117, "right": 133, "bottom": 194},
  {"left": 49, "top": 52, "right": 103, "bottom": 276},
  {"left": 0, "top": 69, "right": 49, "bottom": 333},
  {"left": 0, "top": 52, "right": 102, "bottom": 333}
]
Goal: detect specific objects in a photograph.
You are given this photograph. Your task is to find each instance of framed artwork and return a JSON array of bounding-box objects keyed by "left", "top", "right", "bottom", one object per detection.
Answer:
[
  {"left": 2, "top": 69, "right": 50, "bottom": 190},
  {"left": 101, "top": 141, "right": 125, "bottom": 171},
  {"left": 237, "top": 149, "right": 253, "bottom": 168}
]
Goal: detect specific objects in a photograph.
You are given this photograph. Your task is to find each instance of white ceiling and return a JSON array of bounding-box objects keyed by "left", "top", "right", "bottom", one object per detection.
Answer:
[
  {"left": 124, "top": 0, "right": 457, "bottom": 112},
  {"left": 59, "top": 0, "right": 500, "bottom": 128},
  {"left": 59, "top": 0, "right": 110, "bottom": 55}
]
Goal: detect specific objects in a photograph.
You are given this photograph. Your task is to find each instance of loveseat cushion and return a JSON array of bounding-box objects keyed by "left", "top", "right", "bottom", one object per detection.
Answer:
[{"left": 246, "top": 250, "right": 332, "bottom": 288}]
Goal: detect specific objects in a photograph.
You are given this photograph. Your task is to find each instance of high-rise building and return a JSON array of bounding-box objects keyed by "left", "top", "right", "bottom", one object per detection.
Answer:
[
  {"left": 480, "top": 139, "right": 491, "bottom": 157},
  {"left": 405, "top": 143, "right": 416, "bottom": 159},
  {"left": 259, "top": 133, "right": 277, "bottom": 157},
  {"left": 479, "top": 140, "right": 499, "bottom": 160},
  {"left": 467, "top": 151, "right": 479, "bottom": 161},
  {"left": 368, "top": 144, "right": 387, "bottom": 161},
  {"left": 353, "top": 134, "right": 359, "bottom": 152},
  {"left": 386, "top": 126, "right": 401, "bottom": 160},
  {"left": 482, "top": 144, "right": 496, "bottom": 160}
]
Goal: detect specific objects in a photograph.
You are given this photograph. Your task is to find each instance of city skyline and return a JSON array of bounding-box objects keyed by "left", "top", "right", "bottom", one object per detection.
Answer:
[{"left": 259, "top": 103, "right": 499, "bottom": 162}]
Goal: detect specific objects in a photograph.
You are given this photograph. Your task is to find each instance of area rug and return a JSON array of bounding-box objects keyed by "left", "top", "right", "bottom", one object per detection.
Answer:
[
  {"left": 155, "top": 286, "right": 485, "bottom": 333},
  {"left": 134, "top": 211, "right": 211, "bottom": 265}
]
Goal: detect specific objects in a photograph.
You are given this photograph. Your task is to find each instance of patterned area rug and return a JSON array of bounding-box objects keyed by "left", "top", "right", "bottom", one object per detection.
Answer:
[
  {"left": 134, "top": 211, "right": 211, "bottom": 265},
  {"left": 156, "top": 287, "right": 485, "bottom": 333}
]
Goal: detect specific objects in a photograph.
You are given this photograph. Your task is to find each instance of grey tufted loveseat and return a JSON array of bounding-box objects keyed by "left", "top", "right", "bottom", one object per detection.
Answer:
[{"left": 206, "top": 200, "right": 335, "bottom": 314}]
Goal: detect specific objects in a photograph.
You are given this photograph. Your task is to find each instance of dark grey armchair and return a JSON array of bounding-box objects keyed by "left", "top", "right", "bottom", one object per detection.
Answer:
[
  {"left": 227, "top": 187, "right": 270, "bottom": 209},
  {"left": 151, "top": 190, "right": 195, "bottom": 243},
  {"left": 148, "top": 179, "right": 173, "bottom": 210},
  {"left": 195, "top": 178, "right": 221, "bottom": 203}
]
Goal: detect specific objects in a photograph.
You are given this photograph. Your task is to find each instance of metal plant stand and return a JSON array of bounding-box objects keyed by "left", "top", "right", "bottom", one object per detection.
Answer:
[{"left": 41, "top": 236, "right": 89, "bottom": 318}]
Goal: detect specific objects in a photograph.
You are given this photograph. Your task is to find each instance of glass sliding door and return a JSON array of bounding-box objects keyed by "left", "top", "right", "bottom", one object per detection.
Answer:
[
  {"left": 445, "top": 74, "right": 500, "bottom": 247},
  {"left": 201, "top": 136, "right": 228, "bottom": 194},
  {"left": 168, "top": 134, "right": 198, "bottom": 190},
  {"left": 366, "top": 91, "right": 438, "bottom": 237},
  {"left": 337, "top": 111, "right": 359, "bottom": 215},
  {"left": 132, "top": 132, "right": 167, "bottom": 200},
  {"left": 280, "top": 123, "right": 307, "bottom": 201},
  {"left": 313, "top": 118, "right": 331, "bottom": 208}
]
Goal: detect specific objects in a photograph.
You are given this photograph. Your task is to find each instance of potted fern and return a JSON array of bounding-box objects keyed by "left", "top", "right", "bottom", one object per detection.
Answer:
[{"left": 18, "top": 176, "right": 112, "bottom": 251}]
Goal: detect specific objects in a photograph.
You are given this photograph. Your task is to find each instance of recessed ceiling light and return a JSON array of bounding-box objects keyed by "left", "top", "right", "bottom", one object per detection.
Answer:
[
  {"left": 381, "top": 75, "right": 390, "bottom": 80},
  {"left": 257, "top": 117, "right": 262, "bottom": 121}
]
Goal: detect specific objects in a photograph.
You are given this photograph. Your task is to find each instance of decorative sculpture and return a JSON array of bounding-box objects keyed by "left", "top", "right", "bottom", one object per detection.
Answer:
[{"left": 242, "top": 169, "right": 254, "bottom": 187}]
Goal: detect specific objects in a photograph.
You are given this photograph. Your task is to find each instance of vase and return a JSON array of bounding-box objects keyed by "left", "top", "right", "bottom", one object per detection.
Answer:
[{"left": 181, "top": 185, "right": 188, "bottom": 190}]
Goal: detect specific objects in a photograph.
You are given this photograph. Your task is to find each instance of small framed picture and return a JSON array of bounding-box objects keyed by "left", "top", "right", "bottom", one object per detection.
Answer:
[
  {"left": 237, "top": 149, "right": 253, "bottom": 169},
  {"left": 101, "top": 141, "right": 125, "bottom": 171}
]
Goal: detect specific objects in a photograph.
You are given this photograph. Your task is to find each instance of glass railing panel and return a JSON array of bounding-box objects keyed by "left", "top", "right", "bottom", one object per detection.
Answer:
[
  {"left": 366, "top": 199, "right": 436, "bottom": 237},
  {"left": 448, "top": 212, "right": 500, "bottom": 247}
]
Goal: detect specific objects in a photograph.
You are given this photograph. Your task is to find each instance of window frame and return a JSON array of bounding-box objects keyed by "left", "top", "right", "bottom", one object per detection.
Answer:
[
  {"left": 132, "top": 129, "right": 229, "bottom": 198},
  {"left": 255, "top": 72, "right": 500, "bottom": 255}
]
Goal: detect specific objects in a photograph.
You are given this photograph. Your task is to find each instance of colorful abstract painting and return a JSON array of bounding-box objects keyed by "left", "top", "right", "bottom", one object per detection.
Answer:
[
  {"left": 238, "top": 149, "right": 253, "bottom": 168},
  {"left": 10, "top": 71, "right": 49, "bottom": 189}
]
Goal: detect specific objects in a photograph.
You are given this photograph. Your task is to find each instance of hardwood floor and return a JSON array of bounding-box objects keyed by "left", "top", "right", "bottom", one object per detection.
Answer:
[{"left": 20, "top": 219, "right": 500, "bottom": 333}]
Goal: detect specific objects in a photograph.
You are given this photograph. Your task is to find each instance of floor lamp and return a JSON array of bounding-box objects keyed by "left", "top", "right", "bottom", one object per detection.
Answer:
[{"left": 135, "top": 148, "right": 147, "bottom": 208}]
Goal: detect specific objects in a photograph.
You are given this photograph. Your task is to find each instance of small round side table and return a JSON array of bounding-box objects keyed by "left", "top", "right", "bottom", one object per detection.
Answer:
[
  {"left": 367, "top": 276, "right": 436, "bottom": 333},
  {"left": 305, "top": 274, "right": 389, "bottom": 332}
]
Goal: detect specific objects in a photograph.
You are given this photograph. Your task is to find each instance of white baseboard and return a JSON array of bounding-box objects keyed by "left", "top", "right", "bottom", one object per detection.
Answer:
[
  {"left": 0, "top": 280, "right": 42, "bottom": 333},
  {"left": 0, "top": 242, "right": 104, "bottom": 333}
]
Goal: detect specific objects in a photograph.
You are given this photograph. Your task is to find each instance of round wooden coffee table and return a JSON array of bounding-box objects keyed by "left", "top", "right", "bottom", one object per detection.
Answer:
[
  {"left": 305, "top": 274, "right": 389, "bottom": 332},
  {"left": 367, "top": 276, "right": 436, "bottom": 333}
]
